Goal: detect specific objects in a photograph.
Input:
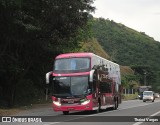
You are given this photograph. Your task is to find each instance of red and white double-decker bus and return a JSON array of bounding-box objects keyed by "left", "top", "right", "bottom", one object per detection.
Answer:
[{"left": 46, "top": 53, "right": 121, "bottom": 115}]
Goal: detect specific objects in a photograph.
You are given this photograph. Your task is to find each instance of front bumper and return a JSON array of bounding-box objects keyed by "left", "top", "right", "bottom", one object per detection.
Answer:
[
  {"left": 143, "top": 97, "right": 154, "bottom": 101},
  {"left": 52, "top": 103, "right": 92, "bottom": 111}
]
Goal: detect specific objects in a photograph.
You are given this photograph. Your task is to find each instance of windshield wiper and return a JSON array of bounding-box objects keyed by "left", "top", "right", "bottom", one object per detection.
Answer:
[
  {"left": 52, "top": 93, "right": 71, "bottom": 98},
  {"left": 71, "top": 94, "right": 86, "bottom": 98}
]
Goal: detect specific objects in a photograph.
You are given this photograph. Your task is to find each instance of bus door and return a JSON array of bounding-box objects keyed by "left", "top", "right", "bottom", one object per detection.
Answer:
[
  {"left": 92, "top": 71, "right": 99, "bottom": 108},
  {"left": 110, "top": 82, "right": 115, "bottom": 105},
  {"left": 99, "top": 79, "right": 113, "bottom": 106}
]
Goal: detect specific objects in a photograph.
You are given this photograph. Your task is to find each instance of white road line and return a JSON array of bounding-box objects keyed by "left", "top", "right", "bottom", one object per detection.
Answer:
[
  {"left": 132, "top": 110, "right": 160, "bottom": 125},
  {"left": 150, "top": 110, "right": 160, "bottom": 116},
  {"left": 43, "top": 122, "right": 60, "bottom": 125}
]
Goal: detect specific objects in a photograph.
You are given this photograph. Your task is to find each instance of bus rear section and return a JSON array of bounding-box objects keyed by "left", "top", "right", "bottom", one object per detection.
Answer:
[{"left": 46, "top": 53, "right": 121, "bottom": 114}]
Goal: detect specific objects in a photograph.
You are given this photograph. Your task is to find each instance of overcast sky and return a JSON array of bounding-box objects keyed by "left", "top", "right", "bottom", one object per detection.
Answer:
[{"left": 92, "top": 0, "right": 160, "bottom": 42}]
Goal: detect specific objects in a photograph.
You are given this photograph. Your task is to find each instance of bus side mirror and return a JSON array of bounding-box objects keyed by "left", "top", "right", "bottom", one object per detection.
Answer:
[
  {"left": 89, "top": 70, "right": 95, "bottom": 82},
  {"left": 87, "top": 89, "right": 91, "bottom": 94},
  {"left": 46, "top": 71, "right": 52, "bottom": 84},
  {"left": 45, "top": 71, "right": 52, "bottom": 100}
]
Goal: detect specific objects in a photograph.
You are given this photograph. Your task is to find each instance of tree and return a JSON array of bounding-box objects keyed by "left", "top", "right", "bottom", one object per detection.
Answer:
[
  {"left": 121, "top": 74, "right": 139, "bottom": 89},
  {"left": 131, "top": 65, "right": 156, "bottom": 87},
  {"left": 0, "top": 0, "right": 95, "bottom": 107}
]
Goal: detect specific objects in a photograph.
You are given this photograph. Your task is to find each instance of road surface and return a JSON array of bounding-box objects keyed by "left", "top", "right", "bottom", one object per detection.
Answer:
[{"left": 1, "top": 98, "right": 160, "bottom": 125}]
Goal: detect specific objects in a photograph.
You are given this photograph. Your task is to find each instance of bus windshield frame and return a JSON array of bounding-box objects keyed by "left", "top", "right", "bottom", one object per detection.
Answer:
[
  {"left": 53, "top": 57, "right": 91, "bottom": 73},
  {"left": 51, "top": 76, "right": 91, "bottom": 98}
]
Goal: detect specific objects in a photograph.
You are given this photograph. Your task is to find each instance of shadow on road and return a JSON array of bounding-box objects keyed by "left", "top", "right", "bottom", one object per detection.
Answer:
[{"left": 66, "top": 107, "right": 114, "bottom": 115}]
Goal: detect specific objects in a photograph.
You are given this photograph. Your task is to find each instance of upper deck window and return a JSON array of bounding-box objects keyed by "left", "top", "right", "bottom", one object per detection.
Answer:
[{"left": 54, "top": 57, "right": 90, "bottom": 73}]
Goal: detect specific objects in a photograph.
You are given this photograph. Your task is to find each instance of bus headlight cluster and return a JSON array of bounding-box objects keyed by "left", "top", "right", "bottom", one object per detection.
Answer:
[
  {"left": 53, "top": 101, "right": 61, "bottom": 106},
  {"left": 81, "top": 100, "right": 90, "bottom": 105}
]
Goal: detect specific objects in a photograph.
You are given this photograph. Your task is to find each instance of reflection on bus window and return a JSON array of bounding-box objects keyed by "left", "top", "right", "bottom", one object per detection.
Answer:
[
  {"left": 52, "top": 76, "right": 89, "bottom": 97},
  {"left": 54, "top": 58, "right": 90, "bottom": 73}
]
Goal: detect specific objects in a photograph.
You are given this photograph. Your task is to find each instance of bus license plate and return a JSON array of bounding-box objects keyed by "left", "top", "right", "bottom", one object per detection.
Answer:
[{"left": 68, "top": 100, "right": 74, "bottom": 103}]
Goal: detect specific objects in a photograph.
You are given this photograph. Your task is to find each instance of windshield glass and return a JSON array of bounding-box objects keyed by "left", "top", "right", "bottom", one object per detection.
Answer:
[
  {"left": 52, "top": 76, "right": 90, "bottom": 97},
  {"left": 143, "top": 92, "right": 153, "bottom": 96},
  {"left": 54, "top": 58, "right": 90, "bottom": 73}
]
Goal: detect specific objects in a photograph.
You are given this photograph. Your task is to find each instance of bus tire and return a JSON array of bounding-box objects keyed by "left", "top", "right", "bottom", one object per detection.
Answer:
[
  {"left": 113, "top": 99, "right": 118, "bottom": 110},
  {"left": 96, "top": 101, "right": 101, "bottom": 113},
  {"left": 116, "top": 98, "right": 119, "bottom": 109},
  {"left": 63, "top": 111, "right": 69, "bottom": 115}
]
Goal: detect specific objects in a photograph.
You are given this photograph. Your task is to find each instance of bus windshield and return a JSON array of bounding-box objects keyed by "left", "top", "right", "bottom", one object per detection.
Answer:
[
  {"left": 52, "top": 76, "right": 91, "bottom": 98},
  {"left": 54, "top": 58, "right": 90, "bottom": 73}
]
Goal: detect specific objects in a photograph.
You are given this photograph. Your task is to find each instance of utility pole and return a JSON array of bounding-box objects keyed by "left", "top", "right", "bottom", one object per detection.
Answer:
[{"left": 144, "top": 71, "right": 147, "bottom": 86}]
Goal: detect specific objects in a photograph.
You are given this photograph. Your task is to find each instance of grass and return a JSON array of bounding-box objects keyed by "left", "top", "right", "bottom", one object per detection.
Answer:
[
  {"left": 0, "top": 108, "right": 21, "bottom": 116},
  {"left": 122, "top": 93, "right": 138, "bottom": 101},
  {"left": 0, "top": 96, "right": 52, "bottom": 116},
  {"left": 0, "top": 102, "right": 52, "bottom": 116}
]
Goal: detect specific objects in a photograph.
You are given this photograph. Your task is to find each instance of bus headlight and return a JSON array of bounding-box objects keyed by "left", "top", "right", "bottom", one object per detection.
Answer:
[
  {"left": 81, "top": 100, "right": 90, "bottom": 105},
  {"left": 53, "top": 101, "right": 61, "bottom": 106}
]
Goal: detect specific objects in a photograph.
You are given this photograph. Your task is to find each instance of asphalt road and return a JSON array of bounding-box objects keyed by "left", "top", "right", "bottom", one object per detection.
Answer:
[{"left": 1, "top": 98, "right": 160, "bottom": 125}]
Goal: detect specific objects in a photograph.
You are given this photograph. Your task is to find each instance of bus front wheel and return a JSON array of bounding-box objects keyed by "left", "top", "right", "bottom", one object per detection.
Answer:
[
  {"left": 96, "top": 101, "right": 101, "bottom": 113},
  {"left": 113, "top": 99, "right": 118, "bottom": 110}
]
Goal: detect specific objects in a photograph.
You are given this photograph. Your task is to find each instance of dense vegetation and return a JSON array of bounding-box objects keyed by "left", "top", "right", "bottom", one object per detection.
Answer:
[
  {"left": 79, "top": 39, "right": 110, "bottom": 59},
  {"left": 1, "top": 1, "right": 160, "bottom": 108},
  {"left": 78, "top": 38, "right": 136, "bottom": 89},
  {"left": 0, "top": 0, "right": 95, "bottom": 107},
  {"left": 92, "top": 18, "right": 160, "bottom": 91}
]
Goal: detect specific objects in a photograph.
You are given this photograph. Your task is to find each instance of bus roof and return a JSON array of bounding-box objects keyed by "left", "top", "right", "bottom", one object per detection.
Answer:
[
  {"left": 55, "top": 52, "right": 119, "bottom": 66},
  {"left": 55, "top": 53, "right": 93, "bottom": 59}
]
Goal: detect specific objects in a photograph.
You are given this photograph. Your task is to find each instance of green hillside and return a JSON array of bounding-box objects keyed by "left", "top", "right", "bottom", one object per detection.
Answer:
[
  {"left": 92, "top": 18, "right": 160, "bottom": 91},
  {"left": 78, "top": 39, "right": 134, "bottom": 76},
  {"left": 79, "top": 39, "right": 110, "bottom": 59}
]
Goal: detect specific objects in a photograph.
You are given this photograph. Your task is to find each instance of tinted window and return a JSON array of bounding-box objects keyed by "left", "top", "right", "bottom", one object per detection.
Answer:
[
  {"left": 143, "top": 91, "right": 153, "bottom": 95},
  {"left": 52, "top": 76, "right": 90, "bottom": 97},
  {"left": 99, "top": 82, "right": 112, "bottom": 93},
  {"left": 52, "top": 77, "right": 70, "bottom": 95},
  {"left": 71, "top": 76, "right": 88, "bottom": 95},
  {"left": 54, "top": 58, "right": 90, "bottom": 73}
]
